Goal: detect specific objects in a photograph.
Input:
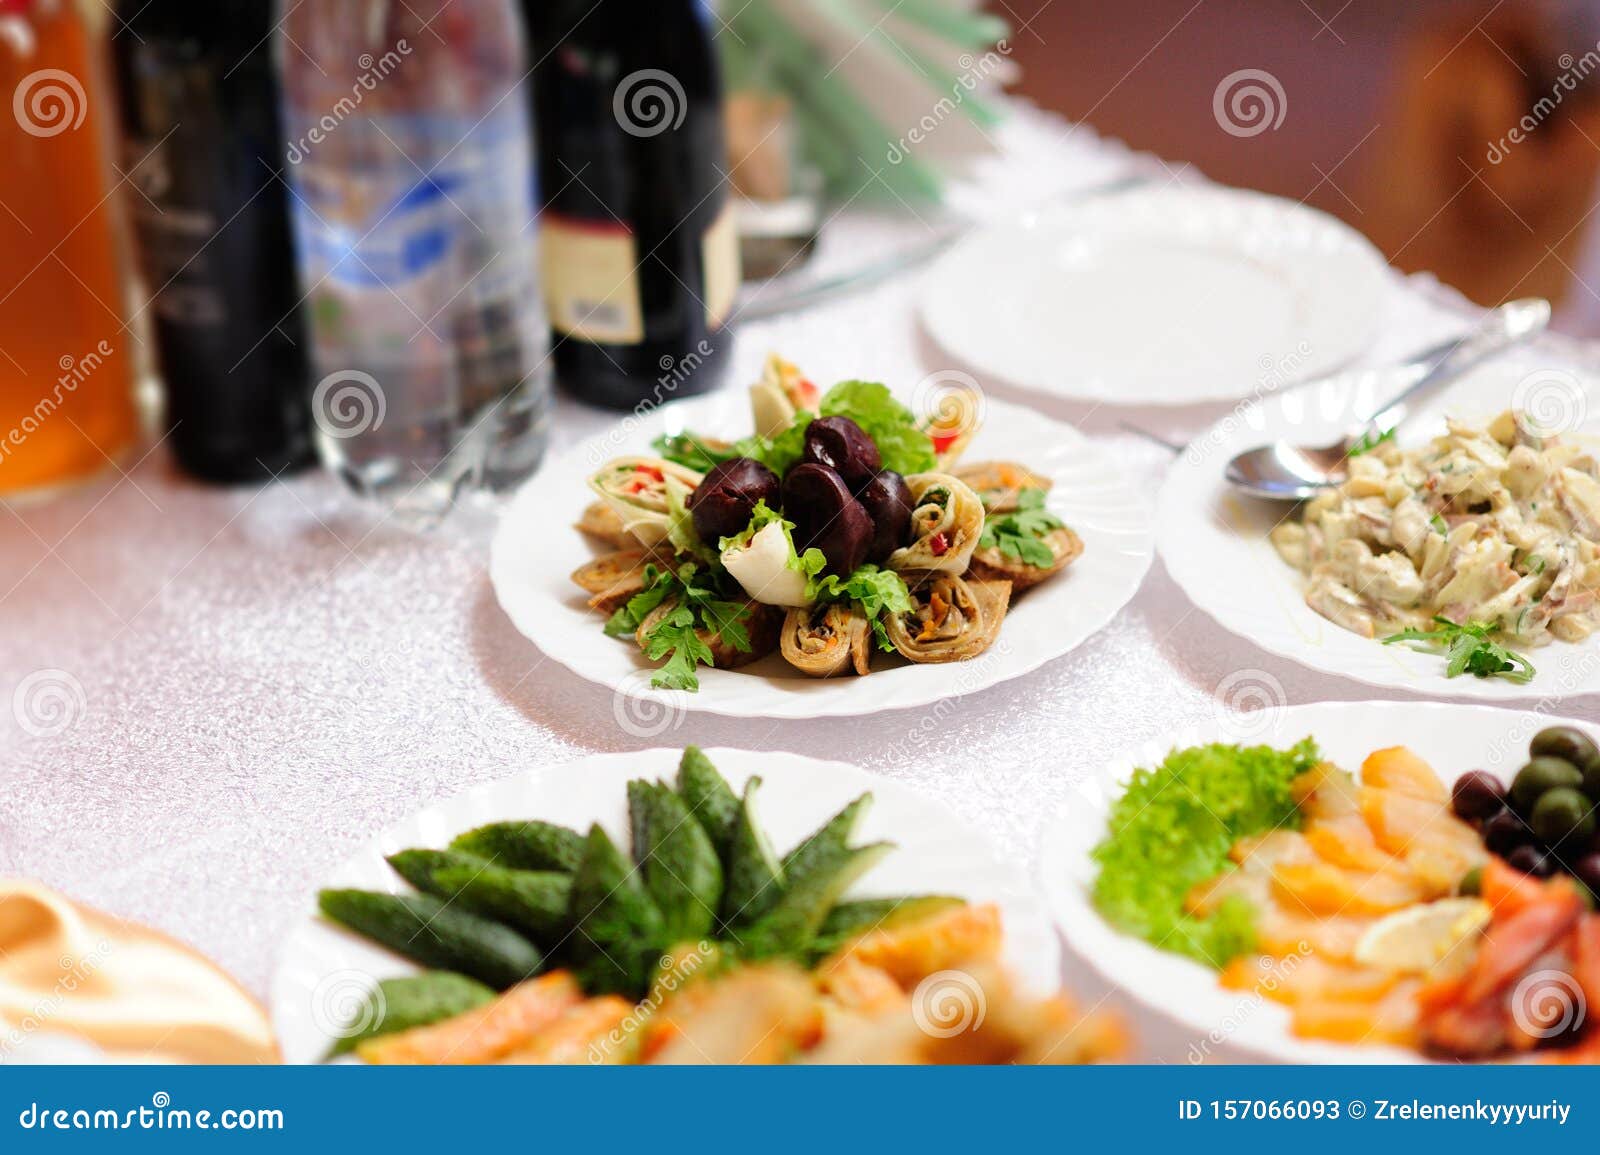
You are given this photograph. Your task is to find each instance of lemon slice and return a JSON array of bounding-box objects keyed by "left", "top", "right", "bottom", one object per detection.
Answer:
[{"left": 1354, "top": 898, "right": 1491, "bottom": 973}]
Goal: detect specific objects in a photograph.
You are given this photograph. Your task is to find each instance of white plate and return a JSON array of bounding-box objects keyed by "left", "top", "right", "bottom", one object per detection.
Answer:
[
  {"left": 271, "top": 747, "right": 1060, "bottom": 1064},
  {"left": 1039, "top": 700, "right": 1598, "bottom": 1064},
  {"left": 489, "top": 392, "right": 1153, "bottom": 719},
  {"left": 920, "top": 185, "right": 1387, "bottom": 405},
  {"left": 1159, "top": 356, "right": 1600, "bottom": 699}
]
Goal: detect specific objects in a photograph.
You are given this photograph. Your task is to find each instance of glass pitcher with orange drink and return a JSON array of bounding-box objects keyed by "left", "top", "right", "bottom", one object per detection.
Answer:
[{"left": 0, "top": 0, "right": 138, "bottom": 497}]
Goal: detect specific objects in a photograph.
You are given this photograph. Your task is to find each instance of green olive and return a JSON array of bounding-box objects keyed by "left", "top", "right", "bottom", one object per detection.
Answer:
[
  {"left": 1511, "top": 756, "right": 1584, "bottom": 813},
  {"left": 1457, "top": 866, "right": 1483, "bottom": 897},
  {"left": 1531, "top": 726, "right": 1600, "bottom": 774},
  {"left": 1531, "top": 786, "right": 1597, "bottom": 847}
]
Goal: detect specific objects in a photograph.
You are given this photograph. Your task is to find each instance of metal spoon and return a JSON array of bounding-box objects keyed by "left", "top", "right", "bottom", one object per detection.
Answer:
[{"left": 1223, "top": 298, "right": 1551, "bottom": 501}]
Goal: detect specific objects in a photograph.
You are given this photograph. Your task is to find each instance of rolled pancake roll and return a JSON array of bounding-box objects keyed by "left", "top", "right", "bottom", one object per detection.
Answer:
[
  {"left": 636, "top": 598, "right": 782, "bottom": 670},
  {"left": 571, "top": 549, "right": 652, "bottom": 596},
  {"left": 885, "top": 572, "right": 1012, "bottom": 663},
  {"left": 780, "top": 603, "right": 872, "bottom": 677},
  {"left": 888, "top": 473, "right": 985, "bottom": 575},
  {"left": 588, "top": 457, "right": 704, "bottom": 549},
  {"left": 967, "top": 526, "right": 1084, "bottom": 592},
  {"left": 950, "top": 462, "right": 1052, "bottom": 514},
  {"left": 574, "top": 500, "right": 635, "bottom": 550}
]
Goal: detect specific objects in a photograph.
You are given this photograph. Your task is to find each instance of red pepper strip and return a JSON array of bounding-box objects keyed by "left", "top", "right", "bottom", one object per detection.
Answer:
[{"left": 929, "top": 532, "right": 949, "bottom": 557}]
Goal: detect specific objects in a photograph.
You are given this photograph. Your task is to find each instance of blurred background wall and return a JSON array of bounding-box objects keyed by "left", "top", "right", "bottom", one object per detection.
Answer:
[{"left": 1000, "top": 0, "right": 1600, "bottom": 329}]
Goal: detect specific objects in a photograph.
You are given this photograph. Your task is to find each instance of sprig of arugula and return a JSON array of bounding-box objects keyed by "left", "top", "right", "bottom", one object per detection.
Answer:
[
  {"left": 604, "top": 563, "right": 753, "bottom": 691},
  {"left": 1382, "top": 616, "right": 1536, "bottom": 683},
  {"left": 806, "top": 564, "right": 914, "bottom": 652},
  {"left": 977, "top": 488, "right": 1066, "bottom": 567}
]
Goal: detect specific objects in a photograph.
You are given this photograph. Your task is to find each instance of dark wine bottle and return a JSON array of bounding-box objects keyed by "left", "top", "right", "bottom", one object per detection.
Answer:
[
  {"left": 526, "top": 0, "right": 740, "bottom": 410},
  {"left": 113, "top": 0, "right": 313, "bottom": 482}
]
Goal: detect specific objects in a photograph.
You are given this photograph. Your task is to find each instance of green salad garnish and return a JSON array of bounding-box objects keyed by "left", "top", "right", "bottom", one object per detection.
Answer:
[
  {"left": 1383, "top": 616, "right": 1536, "bottom": 684},
  {"left": 978, "top": 488, "right": 1064, "bottom": 567},
  {"left": 604, "top": 563, "right": 754, "bottom": 692},
  {"left": 1090, "top": 739, "right": 1320, "bottom": 968}
]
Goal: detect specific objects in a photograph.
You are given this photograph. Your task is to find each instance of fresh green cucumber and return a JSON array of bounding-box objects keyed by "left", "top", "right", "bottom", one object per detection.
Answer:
[
  {"left": 317, "top": 889, "right": 544, "bottom": 990},
  {"left": 566, "top": 824, "right": 665, "bottom": 996},
  {"left": 432, "top": 863, "right": 573, "bottom": 944},
  {"left": 386, "top": 848, "right": 486, "bottom": 897},
  {"left": 675, "top": 746, "right": 740, "bottom": 857},
  {"left": 809, "top": 895, "right": 967, "bottom": 957},
  {"left": 719, "top": 777, "right": 786, "bottom": 929},
  {"left": 780, "top": 794, "right": 872, "bottom": 881},
  {"left": 631, "top": 780, "right": 723, "bottom": 942},
  {"left": 742, "top": 843, "right": 893, "bottom": 959},
  {"left": 327, "top": 971, "right": 495, "bottom": 1057},
  {"left": 449, "top": 821, "right": 585, "bottom": 873}
]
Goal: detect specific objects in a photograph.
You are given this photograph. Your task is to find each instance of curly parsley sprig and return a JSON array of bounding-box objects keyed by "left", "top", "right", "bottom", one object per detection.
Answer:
[{"left": 604, "top": 563, "right": 754, "bottom": 691}]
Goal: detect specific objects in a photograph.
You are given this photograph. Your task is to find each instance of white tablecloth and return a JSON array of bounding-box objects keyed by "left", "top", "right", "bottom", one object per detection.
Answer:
[{"left": 1, "top": 104, "right": 1586, "bottom": 1062}]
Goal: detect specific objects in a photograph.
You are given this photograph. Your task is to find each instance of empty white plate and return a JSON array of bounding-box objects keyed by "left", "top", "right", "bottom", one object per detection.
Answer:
[{"left": 920, "top": 185, "right": 1388, "bottom": 405}]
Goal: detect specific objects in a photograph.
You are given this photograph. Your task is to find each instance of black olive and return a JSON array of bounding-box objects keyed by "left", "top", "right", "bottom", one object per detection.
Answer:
[
  {"left": 1451, "top": 771, "right": 1508, "bottom": 824},
  {"left": 1573, "top": 853, "right": 1600, "bottom": 895},
  {"left": 1506, "top": 844, "right": 1556, "bottom": 878},
  {"left": 687, "top": 457, "right": 780, "bottom": 542},
  {"left": 1483, "top": 808, "right": 1533, "bottom": 856},
  {"left": 802, "top": 416, "right": 881, "bottom": 488},
  {"left": 857, "top": 470, "right": 914, "bottom": 562},
  {"left": 783, "top": 463, "right": 873, "bottom": 575}
]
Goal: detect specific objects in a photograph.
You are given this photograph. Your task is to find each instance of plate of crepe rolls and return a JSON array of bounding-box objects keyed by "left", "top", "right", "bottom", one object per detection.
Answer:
[{"left": 489, "top": 356, "right": 1153, "bottom": 719}]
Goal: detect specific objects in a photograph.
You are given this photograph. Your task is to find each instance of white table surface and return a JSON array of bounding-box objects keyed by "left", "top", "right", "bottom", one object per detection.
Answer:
[{"left": 3, "top": 104, "right": 1592, "bottom": 1063}]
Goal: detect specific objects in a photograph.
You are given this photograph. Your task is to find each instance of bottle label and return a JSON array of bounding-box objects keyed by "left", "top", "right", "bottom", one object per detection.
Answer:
[
  {"left": 540, "top": 214, "right": 644, "bottom": 344},
  {"left": 703, "top": 202, "right": 739, "bottom": 329},
  {"left": 285, "top": 105, "right": 539, "bottom": 375}
]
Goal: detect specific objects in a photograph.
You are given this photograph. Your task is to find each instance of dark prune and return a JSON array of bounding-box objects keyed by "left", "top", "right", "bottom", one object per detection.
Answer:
[
  {"left": 687, "top": 457, "right": 780, "bottom": 542},
  {"left": 857, "top": 470, "right": 914, "bottom": 562},
  {"left": 782, "top": 463, "right": 873, "bottom": 575},
  {"left": 802, "top": 416, "right": 881, "bottom": 487}
]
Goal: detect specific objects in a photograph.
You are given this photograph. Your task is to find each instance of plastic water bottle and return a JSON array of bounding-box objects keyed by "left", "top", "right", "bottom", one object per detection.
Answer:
[{"left": 276, "top": 0, "right": 550, "bottom": 526}]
